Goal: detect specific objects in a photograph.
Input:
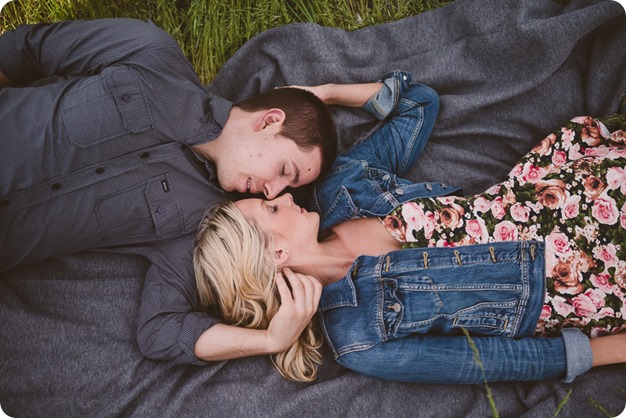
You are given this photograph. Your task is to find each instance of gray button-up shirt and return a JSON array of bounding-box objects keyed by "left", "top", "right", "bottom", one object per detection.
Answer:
[
  {"left": 0, "top": 18, "right": 233, "bottom": 270},
  {"left": 1, "top": 19, "right": 233, "bottom": 364}
]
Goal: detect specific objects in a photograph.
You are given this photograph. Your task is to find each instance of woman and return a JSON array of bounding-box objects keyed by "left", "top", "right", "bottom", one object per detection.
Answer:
[{"left": 194, "top": 72, "right": 626, "bottom": 384}]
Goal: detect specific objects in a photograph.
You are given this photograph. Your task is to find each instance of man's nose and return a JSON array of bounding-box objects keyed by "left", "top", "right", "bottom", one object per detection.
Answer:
[{"left": 264, "top": 179, "right": 291, "bottom": 199}]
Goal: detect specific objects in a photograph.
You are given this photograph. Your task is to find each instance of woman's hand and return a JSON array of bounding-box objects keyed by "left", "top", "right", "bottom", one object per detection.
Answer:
[{"left": 264, "top": 268, "right": 322, "bottom": 352}]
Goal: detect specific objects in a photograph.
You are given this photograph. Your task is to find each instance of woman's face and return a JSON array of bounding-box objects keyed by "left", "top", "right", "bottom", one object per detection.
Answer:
[{"left": 235, "top": 193, "right": 320, "bottom": 256}]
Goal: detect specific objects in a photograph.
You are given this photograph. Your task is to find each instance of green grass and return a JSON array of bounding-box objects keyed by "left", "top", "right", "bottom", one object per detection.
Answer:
[{"left": 0, "top": 0, "right": 451, "bottom": 84}]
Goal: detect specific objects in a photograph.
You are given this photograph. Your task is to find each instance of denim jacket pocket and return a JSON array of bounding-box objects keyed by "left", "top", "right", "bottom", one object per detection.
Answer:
[{"left": 62, "top": 69, "right": 153, "bottom": 148}]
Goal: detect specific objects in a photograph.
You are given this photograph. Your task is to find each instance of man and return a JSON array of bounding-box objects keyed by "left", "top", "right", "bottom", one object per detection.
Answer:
[{"left": 0, "top": 19, "right": 335, "bottom": 362}]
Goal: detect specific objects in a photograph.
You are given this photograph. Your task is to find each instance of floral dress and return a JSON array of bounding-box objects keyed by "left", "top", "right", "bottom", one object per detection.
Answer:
[{"left": 380, "top": 116, "right": 626, "bottom": 338}]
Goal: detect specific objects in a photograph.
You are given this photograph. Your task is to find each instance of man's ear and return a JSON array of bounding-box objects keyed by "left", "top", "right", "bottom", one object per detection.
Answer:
[
  {"left": 274, "top": 247, "right": 290, "bottom": 266},
  {"left": 254, "top": 108, "right": 285, "bottom": 131}
]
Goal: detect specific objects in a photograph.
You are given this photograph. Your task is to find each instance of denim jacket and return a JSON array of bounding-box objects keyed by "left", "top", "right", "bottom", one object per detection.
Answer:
[{"left": 311, "top": 72, "right": 592, "bottom": 384}]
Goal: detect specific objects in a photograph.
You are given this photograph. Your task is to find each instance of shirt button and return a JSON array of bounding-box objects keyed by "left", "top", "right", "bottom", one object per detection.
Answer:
[
  {"left": 51, "top": 183, "right": 61, "bottom": 190},
  {"left": 121, "top": 93, "right": 132, "bottom": 102},
  {"left": 395, "top": 188, "right": 404, "bottom": 195},
  {"left": 95, "top": 167, "right": 105, "bottom": 174},
  {"left": 402, "top": 75, "right": 407, "bottom": 81},
  {"left": 156, "top": 206, "right": 165, "bottom": 214},
  {"left": 426, "top": 184, "right": 433, "bottom": 191},
  {"left": 140, "top": 152, "right": 150, "bottom": 159},
  {"left": 392, "top": 303, "right": 402, "bottom": 312}
]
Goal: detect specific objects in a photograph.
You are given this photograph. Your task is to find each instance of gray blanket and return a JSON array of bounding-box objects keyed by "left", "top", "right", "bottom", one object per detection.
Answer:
[{"left": 1, "top": 0, "right": 625, "bottom": 417}]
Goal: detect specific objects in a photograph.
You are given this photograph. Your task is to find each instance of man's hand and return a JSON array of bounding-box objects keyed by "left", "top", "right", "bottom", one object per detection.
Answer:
[
  {"left": 264, "top": 267, "right": 322, "bottom": 352},
  {"left": 0, "top": 70, "right": 14, "bottom": 88}
]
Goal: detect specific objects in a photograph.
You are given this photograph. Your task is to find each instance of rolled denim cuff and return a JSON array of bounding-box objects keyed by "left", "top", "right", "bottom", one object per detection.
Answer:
[
  {"left": 560, "top": 327, "right": 593, "bottom": 383},
  {"left": 361, "top": 70, "right": 412, "bottom": 120}
]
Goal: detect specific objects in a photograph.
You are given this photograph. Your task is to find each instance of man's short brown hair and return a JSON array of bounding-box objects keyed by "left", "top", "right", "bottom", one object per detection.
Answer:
[{"left": 236, "top": 88, "right": 337, "bottom": 177}]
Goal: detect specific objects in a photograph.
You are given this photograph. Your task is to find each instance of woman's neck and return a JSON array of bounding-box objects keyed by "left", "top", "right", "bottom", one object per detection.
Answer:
[{"left": 288, "top": 218, "right": 402, "bottom": 285}]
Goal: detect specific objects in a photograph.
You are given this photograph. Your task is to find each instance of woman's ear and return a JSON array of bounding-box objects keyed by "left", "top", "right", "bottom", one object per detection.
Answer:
[{"left": 274, "top": 247, "right": 290, "bottom": 265}]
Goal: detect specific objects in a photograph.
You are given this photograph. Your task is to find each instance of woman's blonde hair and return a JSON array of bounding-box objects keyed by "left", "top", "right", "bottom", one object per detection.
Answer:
[{"left": 193, "top": 201, "right": 323, "bottom": 382}]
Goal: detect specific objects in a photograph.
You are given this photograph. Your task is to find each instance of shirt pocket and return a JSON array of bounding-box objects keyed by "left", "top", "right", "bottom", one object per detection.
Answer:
[
  {"left": 62, "top": 69, "right": 153, "bottom": 148},
  {"left": 95, "top": 173, "right": 183, "bottom": 241}
]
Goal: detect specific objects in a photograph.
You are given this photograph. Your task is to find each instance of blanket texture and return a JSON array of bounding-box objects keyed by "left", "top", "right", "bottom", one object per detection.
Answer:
[{"left": 1, "top": 0, "right": 625, "bottom": 417}]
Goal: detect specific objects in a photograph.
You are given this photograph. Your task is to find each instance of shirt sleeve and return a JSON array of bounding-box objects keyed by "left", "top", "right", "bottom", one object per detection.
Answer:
[
  {"left": 334, "top": 329, "right": 592, "bottom": 384},
  {"left": 0, "top": 18, "right": 182, "bottom": 84},
  {"left": 346, "top": 70, "right": 440, "bottom": 178},
  {"left": 135, "top": 239, "right": 220, "bottom": 366}
]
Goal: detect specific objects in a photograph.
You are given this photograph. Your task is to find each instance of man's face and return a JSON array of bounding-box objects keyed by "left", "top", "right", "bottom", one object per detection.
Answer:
[{"left": 215, "top": 134, "right": 323, "bottom": 199}]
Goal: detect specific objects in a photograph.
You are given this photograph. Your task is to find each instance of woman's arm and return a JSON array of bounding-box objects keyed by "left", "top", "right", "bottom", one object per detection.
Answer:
[
  {"left": 195, "top": 269, "right": 321, "bottom": 361},
  {"left": 590, "top": 332, "right": 626, "bottom": 367},
  {"left": 289, "top": 83, "right": 383, "bottom": 108},
  {"left": 334, "top": 329, "right": 623, "bottom": 384}
]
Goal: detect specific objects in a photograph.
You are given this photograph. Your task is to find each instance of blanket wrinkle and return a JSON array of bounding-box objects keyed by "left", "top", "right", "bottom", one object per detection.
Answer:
[{"left": 2, "top": 0, "right": 625, "bottom": 417}]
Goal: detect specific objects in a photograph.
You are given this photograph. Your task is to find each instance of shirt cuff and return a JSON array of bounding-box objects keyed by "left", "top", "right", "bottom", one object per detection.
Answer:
[
  {"left": 361, "top": 70, "right": 412, "bottom": 120},
  {"left": 560, "top": 327, "right": 593, "bottom": 383}
]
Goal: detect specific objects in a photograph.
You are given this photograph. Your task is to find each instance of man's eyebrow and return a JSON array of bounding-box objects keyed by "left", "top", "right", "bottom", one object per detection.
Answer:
[{"left": 291, "top": 162, "right": 300, "bottom": 185}]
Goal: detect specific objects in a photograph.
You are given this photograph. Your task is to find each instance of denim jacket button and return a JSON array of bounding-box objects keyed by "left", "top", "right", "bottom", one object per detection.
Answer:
[
  {"left": 395, "top": 188, "right": 404, "bottom": 195},
  {"left": 426, "top": 184, "right": 433, "bottom": 191},
  {"left": 392, "top": 303, "right": 402, "bottom": 312},
  {"left": 383, "top": 174, "right": 390, "bottom": 181}
]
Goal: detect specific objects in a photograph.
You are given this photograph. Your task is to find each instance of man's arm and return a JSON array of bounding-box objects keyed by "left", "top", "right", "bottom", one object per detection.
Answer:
[
  {"left": 0, "top": 18, "right": 180, "bottom": 84},
  {"left": 137, "top": 239, "right": 320, "bottom": 364},
  {"left": 194, "top": 268, "right": 321, "bottom": 361}
]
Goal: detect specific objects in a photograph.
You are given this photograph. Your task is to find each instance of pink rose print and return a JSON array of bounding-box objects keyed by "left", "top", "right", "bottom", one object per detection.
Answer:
[
  {"left": 590, "top": 273, "right": 614, "bottom": 295},
  {"left": 583, "top": 288, "right": 606, "bottom": 310},
  {"left": 493, "top": 221, "right": 518, "bottom": 241},
  {"left": 510, "top": 203, "right": 530, "bottom": 222},
  {"left": 609, "top": 129, "right": 626, "bottom": 144},
  {"left": 546, "top": 232, "right": 571, "bottom": 257},
  {"left": 539, "top": 304, "right": 552, "bottom": 320},
  {"left": 551, "top": 295, "right": 575, "bottom": 318},
  {"left": 423, "top": 211, "right": 435, "bottom": 240},
  {"left": 561, "top": 127, "right": 575, "bottom": 146},
  {"left": 592, "top": 243, "right": 618, "bottom": 268},
  {"left": 606, "top": 167, "right": 626, "bottom": 191},
  {"left": 551, "top": 150, "right": 567, "bottom": 166},
  {"left": 520, "top": 162, "right": 547, "bottom": 184},
  {"left": 509, "top": 163, "right": 523, "bottom": 177},
  {"left": 584, "top": 146, "right": 610, "bottom": 157},
  {"left": 571, "top": 294, "right": 598, "bottom": 317},
  {"left": 591, "top": 195, "right": 619, "bottom": 225},
  {"left": 485, "top": 184, "right": 501, "bottom": 195},
  {"left": 615, "top": 261, "right": 626, "bottom": 289},
  {"left": 465, "top": 218, "right": 488, "bottom": 243},
  {"left": 590, "top": 327, "right": 611, "bottom": 338},
  {"left": 561, "top": 195, "right": 580, "bottom": 219},
  {"left": 474, "top": 196, "right": 492, "bottom": 213},
  {"left": 568, "top": 143, "right": 584, "bottom": 160},
  {"left": 490, "top": 196, "right": 507, "bottom": 220},
  {"left": 401, "top": 202, "right": 426, "bottom": 242}
]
